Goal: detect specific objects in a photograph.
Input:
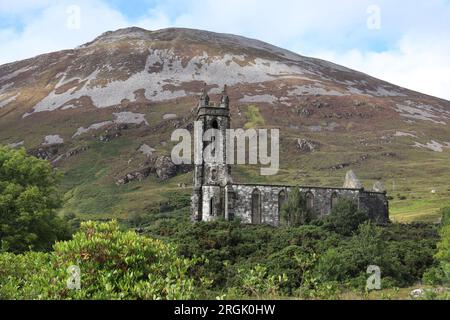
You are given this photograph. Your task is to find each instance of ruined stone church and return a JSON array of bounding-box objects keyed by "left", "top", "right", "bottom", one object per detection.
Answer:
[{"left": 191, "top": 87, "right": 389, "bottom": 226}]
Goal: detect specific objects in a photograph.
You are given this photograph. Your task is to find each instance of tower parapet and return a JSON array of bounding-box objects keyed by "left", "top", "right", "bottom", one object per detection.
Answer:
[
  {"left": 198, "top": 84, "right": 210, "bottom": 108},
  {"left": 219, "top": 85, "right": 229, "bottom": 108}
]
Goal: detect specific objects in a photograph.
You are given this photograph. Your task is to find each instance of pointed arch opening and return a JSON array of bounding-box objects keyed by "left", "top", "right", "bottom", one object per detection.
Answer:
[
  {"left": 210, "top": 196, "right": 215, "bottom": 216},
  {"left": 251, "top": 189, "right": 262, "bottom": 224},
  {"left": 306, "top": 192, "right": 314, "bottom": 210},
  {"left": 278, "top": 190, "right": 287, "bottom": 218},
  {"left": 211, "top": 119, "right": 219, "bottom": 129},
  {"left": 331, "top": 192, "right": 339, "bottom": 211}
]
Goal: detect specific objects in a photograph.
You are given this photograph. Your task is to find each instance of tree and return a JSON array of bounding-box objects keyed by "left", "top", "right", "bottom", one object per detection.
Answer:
[
  {"left": 322, "top": 198, "right": 369, "bottom": 236},
  {"left": 0, "top": 147, "right": 70, "bottom": 253},
  {"left": 280, "top": 188, "right": 313, "bottom": 227}
]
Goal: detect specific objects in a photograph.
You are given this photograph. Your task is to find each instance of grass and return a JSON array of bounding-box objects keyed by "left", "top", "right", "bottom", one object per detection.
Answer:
[
  {"left": 3, "top": 97, "right": 449, "bottom": 223},
  {"left": 244, "top": 105, "right": 265, "bottom": 129},
  {"left": 338, "top": 285, "right": 428, "bottom": 300},
  {"left": 56, "top": 135, "right": 450, "bottom": 223},
  {"left": 56, "top": 130, "right": 194, "bottom": 219}
]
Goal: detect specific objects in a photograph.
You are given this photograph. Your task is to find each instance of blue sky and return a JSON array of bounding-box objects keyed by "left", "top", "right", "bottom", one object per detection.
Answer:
[{"left": 0, "top": 0, "right": 449, "bottom": 100}]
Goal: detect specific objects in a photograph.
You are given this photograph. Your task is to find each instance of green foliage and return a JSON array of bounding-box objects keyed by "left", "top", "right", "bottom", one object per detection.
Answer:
[
  {"left": 0, "top": 220, "right": 206, "bottom": 300},
  {"left": 224, "top": 264, "right": 288, "bottom": 299},
  {"left": 321, "top": 198, "right": 369, "bottom": 236},
  {"left": 142, "top": 216, "right": 438, "bottom": 298},
  {"left": 280, "top": 188, "right": 313, "bottom": 227},
  {"left": 0, "top": 213, "right": 439, "bottom": 300},
  {"left": 440, "top": 206, "right": 450, "bottom": 226},
  {"left": 0, "top": 147, "right": 71, "bottom": 253},
  {"left": 315, "top": 222, "right": 438, "bottom": 289},
  {"left": 423, "top": 207, "right": 450, "bottom": 298},
  {"left": 244, "top": 105, "right": 265, "bottom": 129}
]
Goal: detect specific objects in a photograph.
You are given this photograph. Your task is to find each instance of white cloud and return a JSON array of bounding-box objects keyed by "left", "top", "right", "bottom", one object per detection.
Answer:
[
  {"left": 0, "top": 0, "right": 449, "bottom": 100},
  {"left": 310, "top": 33, "right": 450, "bottom": 100},
  {"left": 0, "top": 1, "right": 122, "bottom": 64},
  {"left": 0, "top": 0, "right": 53, "bottom": 14},
  {"left": 0, "top": 0, "right": 181, "bottom": 65}
]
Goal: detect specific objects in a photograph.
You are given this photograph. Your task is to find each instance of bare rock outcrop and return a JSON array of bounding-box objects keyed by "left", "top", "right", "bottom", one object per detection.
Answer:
[
  {"left": 296, "top": 139, "right": 320, "bottom": 153},
  {"left": 373, "top": 181, "right": 386, "bottom": 193},
  {"left": 52, "top": 146, "right": 90, "bottom": 165},
  {"left": 116, "top": 167, "right": 154, "bottom": 185},
  {"left": 155, "top": 156, "right": 178, "bottom": 181},
  {"left": 343, "top": 170, "right": 363, "bottom": 189},
  {"left": 29, "top": 144, "right": 61, "bottom": 160},
  {"left": 116, "top": 156, "right": 192, "bottom": 185}
]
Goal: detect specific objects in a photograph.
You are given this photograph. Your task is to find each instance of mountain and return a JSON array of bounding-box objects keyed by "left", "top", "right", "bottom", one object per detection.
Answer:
[{"left": 1, "top": 27, "right": 449, "bottom": 222}]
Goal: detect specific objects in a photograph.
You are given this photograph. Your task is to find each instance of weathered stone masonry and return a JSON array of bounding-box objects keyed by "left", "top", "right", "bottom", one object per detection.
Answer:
[
  {"left": 191, "top": 87, "right": 389, "bottom": 226},
  {"left": 224, "top": 184, "right": 388, "bottom": 226}
]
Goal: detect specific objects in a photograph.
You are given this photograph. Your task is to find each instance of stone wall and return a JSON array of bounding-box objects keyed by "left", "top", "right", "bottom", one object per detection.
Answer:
[
  {"left": 200, "top": 185, "right": 224, "bottom": 222},
  {"left": 358, "top": 191, "right": 389, "bottom": 224},
  {"left": 226, "top": 184, "right": 284, "bottom": 226},
  {"left": 225, "top": 183, "right": 388, "bottom": 226}
]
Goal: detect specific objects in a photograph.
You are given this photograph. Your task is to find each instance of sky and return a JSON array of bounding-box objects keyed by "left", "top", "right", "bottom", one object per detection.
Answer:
[{"left": 0, "top": 0, "right": 449, "bottom": 100}]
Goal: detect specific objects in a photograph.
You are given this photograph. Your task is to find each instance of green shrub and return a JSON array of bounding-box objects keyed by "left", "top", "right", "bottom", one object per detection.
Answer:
[
  {"left": 314, "top": 222, "right": 437, "bottom": 289},
  {"left": 224, "top": 264, "right": 287, "bottom": 299},
  {"left": 440, "top": 207, "right": 450, "bottom": 226},
  {"left": 422, "top": 207, "right": 450, "bottom": 298},
  {"left": 321, "top": 198, "right": 369, "bottom": 236},
  {"left": 244, "top": 105, "right": 265, "bottom": 129},
  {"left": 280, "top": 188, "right": 313, "bottom": 227},
  {"left": 141, "top": 215, "right": 438, "bottom": 297},
  {"left": 0, "top": 220, "right": 206, "bottom": 300},
  {"left": 424, "top": 208, "right": 450, "bottom": 284}
]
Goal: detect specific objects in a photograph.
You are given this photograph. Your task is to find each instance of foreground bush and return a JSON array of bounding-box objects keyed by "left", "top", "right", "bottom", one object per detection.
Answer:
[
  {"left": 142, "top": 214, "right": 438, "bottom": 297},
  {"left": 423, "top": 207, "right": 450, "bottom": 298},
  {"left": 0, "top": 220, "right": 205, "bottom": 300},
  {"left": 222, "top": 264, "right": 288, "bottom": 299}
]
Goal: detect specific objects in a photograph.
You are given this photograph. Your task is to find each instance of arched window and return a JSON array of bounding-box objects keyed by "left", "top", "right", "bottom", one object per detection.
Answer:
[
  {"left": 210, "top": 196, "right": 215, "bottom": 216},
  {"left": 306, "top": 192, "right": 314, "bottom": 210},
  {"left": 227, "top": 190, "right": 236, "bottom": 221},
  {"left": 278, "top": 190, "right": 287, "bottom": 216},
  {"left": 210, "top": 119, "right": 219, "bottom": 158},
  {"left": 210, "top": 168, "right": 218, "bottom": 182},
  {"left": 331, "top": 192, "right": 339, "bottom": 210},
  {"left": 251, "top": 189, "right": 262, "bottom": 224}
]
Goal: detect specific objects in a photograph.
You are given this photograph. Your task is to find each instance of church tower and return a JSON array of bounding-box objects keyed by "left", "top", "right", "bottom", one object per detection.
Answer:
[{"left": 191, "top": 85, "right": 231, "bottom": 222}]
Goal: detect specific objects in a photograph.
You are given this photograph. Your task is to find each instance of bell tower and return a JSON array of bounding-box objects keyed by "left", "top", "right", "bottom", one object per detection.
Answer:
[{"left": 191, "top": 85, "right": 231, "bottom": 222}]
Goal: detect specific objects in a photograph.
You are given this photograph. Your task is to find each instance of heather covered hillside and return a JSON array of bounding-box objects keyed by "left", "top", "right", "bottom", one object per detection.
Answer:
[{"left": 1, "top": 27, "right": 450, "bottom": 222}]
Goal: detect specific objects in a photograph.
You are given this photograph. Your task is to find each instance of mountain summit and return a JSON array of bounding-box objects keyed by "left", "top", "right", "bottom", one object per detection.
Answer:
[{"left": 0, "top": 27, "right": 449, "bottom": 221}]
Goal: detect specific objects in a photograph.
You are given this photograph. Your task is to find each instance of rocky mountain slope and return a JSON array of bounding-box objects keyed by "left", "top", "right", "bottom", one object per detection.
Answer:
[{"left": 1, "top": 27, "right": 449, "bottom": 222}]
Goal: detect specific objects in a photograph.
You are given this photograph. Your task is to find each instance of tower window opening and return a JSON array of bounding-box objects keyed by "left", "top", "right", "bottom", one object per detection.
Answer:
[
  {"left": 210, "top": 197, "right": 214, "bottom": 216},
  {"left": 211, "top": 169, "right": 218, "bottom": 182}
]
